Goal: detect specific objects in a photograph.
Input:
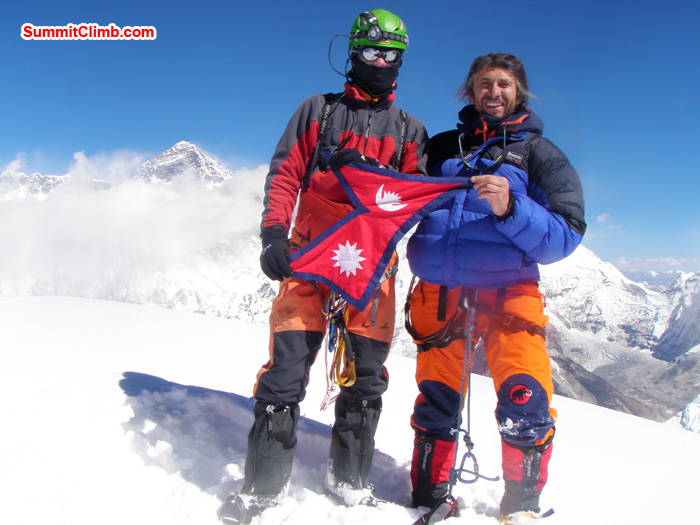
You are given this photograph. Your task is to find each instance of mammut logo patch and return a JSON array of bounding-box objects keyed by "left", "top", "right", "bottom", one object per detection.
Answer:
[
  {"left": 509, "top": 385, "right": 533, "bottom": 405},
  {"left": 505, "top": 151, "right": 523, "bottom": 165}
]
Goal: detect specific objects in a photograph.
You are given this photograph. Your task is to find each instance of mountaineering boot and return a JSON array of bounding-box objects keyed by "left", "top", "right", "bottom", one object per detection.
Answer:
[
  {"left": 500, "top": 438, "right": 553, "bottom": 517},
  {"left": 325, "top": 394, "right": 382, "bottom": 506},
  {"left": 219, "top": 401, "right": 299, "bottom": 523},
  {"left": 410, "top": 431, "right": 456, "bottom": 508},
  {"left": 218, "top": 493, "right": 279, "bottom": 525},
  {"left": 219, "top": 402, "right": 299, "bottom": 522},
  {"left": 243, "top": 401, "right": 299, "bottom": 496}
]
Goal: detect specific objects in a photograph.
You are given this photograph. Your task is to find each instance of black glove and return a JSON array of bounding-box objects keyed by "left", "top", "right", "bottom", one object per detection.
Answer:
[
  {"left": 319, "top": 149, "right": 379, "bottom": 172},
  {"left": 260, "top": 225, "right": 293, "bottom": 281}
]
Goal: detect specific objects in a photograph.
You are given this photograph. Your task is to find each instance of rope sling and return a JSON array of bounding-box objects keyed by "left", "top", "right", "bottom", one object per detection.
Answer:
[{"left": 320, "top": 294, "right": 356, "bottom": 410}]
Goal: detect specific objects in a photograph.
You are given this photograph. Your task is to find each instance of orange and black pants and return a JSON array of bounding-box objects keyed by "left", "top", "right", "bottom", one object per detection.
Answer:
[
  {"left": 407, "top": 280, "right": 555, "bottom": 506},
  {"left": 252, "top": 253, "right": 397, "bottom": 406}
]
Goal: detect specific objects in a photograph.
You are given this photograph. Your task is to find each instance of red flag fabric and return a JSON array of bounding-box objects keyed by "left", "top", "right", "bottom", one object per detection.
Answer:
[{"left": 289, "top": 162, "right": 472, "bottom": 311}]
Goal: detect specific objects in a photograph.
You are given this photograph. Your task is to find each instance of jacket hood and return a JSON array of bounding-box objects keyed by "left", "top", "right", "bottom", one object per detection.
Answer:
[{"left": 457, "top": 105, "right": 544, "bottom": 141}]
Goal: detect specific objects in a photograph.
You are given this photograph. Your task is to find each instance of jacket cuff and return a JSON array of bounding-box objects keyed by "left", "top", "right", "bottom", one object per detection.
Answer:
[
  {"left": 495, "top": 194, "right": 515, "bottom": 221},
  {"left": 261, "top": 224, "right": 289, "bottom": 242}
]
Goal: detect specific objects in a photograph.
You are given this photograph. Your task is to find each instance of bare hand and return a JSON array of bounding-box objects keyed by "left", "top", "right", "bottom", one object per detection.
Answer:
[{"left": 470, "top": 175, "right": 511, "bottom": 216}]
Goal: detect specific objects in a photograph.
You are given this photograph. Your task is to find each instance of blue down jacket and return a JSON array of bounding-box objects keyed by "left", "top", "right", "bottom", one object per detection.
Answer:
[{"left": 407, "top": 106, "right": 586, "bottom": 289}]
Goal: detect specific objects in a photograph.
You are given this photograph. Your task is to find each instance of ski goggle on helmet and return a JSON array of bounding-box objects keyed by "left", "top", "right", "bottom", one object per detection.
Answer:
[{"left": 349, "top": 9, "right": 408, "bottom": 52}]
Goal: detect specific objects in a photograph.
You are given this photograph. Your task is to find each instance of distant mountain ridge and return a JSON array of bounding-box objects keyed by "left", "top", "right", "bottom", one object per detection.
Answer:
[
  {"left": 2, "top": 141, "right": 699, "bottom": 432},
  {"left": 621, "top": 268, "right": 690, "bottom": 290},
  {"left": 0, "top": 169, "right": 66, "bottom": 199}
]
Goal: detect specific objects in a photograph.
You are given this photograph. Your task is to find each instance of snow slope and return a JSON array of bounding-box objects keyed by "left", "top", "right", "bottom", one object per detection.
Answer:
[{"left": 2, "top": 296, "right": 698, "bottom": 525}]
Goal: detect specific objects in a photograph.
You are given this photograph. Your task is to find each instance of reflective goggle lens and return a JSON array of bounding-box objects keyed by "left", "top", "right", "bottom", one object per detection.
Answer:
[{"left": 360, "top": 47, "right": 402, "bottom": 64}]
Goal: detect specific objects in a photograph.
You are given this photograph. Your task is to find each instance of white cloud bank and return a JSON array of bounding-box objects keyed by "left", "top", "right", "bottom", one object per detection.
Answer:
[{"left": 0, "top": 150, "right": 268, "bottom": 292}]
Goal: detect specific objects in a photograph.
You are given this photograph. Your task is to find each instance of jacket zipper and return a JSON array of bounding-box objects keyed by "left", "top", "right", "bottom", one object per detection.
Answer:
[
  {"left": 362, "top": 108, "right": 374, "bottom": 158},
  {"left": 358, "top": 399, "right": 368, "bottom": 488},
  {"left": 266, "top": 403, "right": 275, "bottom": 436},
  {"left": 245, "top": 403, "right": 275, "bottom": 493}
]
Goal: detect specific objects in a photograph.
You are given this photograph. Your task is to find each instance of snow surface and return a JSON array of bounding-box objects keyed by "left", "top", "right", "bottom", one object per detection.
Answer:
[{"left": 2, "top": 295, "right": 699, "bottom": 525}]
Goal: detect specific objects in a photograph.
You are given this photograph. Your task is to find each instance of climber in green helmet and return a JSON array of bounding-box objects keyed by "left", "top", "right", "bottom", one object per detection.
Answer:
[
  {"left": 218, "top": 8, "right": 429, "bottom": 525},
  {"left": 347, "top": 9, "right": 408, "bottom": 98}
]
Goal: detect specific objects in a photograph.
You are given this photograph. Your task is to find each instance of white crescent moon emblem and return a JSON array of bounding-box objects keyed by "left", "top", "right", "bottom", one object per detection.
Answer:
[{"left": 375, "top": 184, "right": 407, "bottom": 212}]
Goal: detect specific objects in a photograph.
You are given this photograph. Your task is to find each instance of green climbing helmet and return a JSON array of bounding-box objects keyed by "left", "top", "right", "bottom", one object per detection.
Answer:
[{"left": 349, "top": 9, "right": 408, "bottom": 51}]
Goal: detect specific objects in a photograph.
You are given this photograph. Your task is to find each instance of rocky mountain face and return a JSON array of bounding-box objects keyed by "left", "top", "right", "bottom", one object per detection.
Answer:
[
  {"left": 132, "top": 141, "right": 233, "bottom": 186},
  {"left": 3, "top": 141, "right": 700, "bottom": 431},
  {"left": 538, "top": 248, "right": 700, "bottom": 421},
  {"left": 652, "top": 274, "right": 700, "bottom": 361}
]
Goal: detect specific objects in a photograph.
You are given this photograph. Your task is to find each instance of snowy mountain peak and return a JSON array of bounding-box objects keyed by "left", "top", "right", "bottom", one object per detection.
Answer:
[
  {"left": 540, "top": 245, "right": 668, "bottom": 349},
  {"left": 0, "top": 168, "right": 67, "bottom": 200},
  {"left": 132, "top": 141, "right": 233, "bottom": 187}
]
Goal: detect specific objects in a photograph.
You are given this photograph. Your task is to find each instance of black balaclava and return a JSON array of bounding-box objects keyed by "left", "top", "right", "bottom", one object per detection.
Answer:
[{"left": 348, "top": 53, "right": 400, "bottom": 99}]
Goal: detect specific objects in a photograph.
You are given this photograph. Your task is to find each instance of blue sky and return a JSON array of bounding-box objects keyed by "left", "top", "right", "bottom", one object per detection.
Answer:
[{"left": 3, "top": 0, "right": 700, "bottom": 273}]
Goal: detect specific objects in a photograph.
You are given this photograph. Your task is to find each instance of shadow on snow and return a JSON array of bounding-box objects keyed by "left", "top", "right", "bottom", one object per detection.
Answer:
[{"left": 119, "top": 371, "right": 413, "bottom": 506}]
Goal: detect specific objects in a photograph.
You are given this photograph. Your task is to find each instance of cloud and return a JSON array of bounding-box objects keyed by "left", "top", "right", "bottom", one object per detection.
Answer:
[
  {"left": 1, "top": 154, "right": 28, "bottom": 174},
  {"left": 596, "top": 212, "right": 621, "bottom": 230},
  {"left": 615, "top": 256, "right": 689, "bottom": 272},
  {"left": 69, "top": 149, "right": 150, "bottom": 182},
  {"left": 0, "top": 153, "right": 269, "bottom": 292}
]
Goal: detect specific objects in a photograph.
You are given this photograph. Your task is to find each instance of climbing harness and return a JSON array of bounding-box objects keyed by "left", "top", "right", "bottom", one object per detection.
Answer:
[
  {"left": 404, "top": 280, "right": 472, "bottom": 353},
  {"left": 404, "top": 277, "right": 545, "bottom": 353}
]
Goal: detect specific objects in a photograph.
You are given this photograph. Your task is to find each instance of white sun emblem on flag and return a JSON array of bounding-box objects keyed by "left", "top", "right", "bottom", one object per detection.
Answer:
[{"left": 332, "top": 240, "right": 366, "bottom": 277}]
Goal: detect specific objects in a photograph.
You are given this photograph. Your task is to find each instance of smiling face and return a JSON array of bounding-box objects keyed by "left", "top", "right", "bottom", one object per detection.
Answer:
[{"left": 469, "top": 67, "right": 522, "bottom": 120}]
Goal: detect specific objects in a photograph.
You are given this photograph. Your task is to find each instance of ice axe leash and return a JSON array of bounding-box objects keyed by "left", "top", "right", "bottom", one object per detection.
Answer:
[{"left": 412, "top": 289, "right": 500, "bottom": 525}]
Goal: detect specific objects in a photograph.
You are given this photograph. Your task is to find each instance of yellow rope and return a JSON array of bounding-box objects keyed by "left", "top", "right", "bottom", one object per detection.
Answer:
[{"left": 330, "top": 301, "right": 356, "bottom": 387}]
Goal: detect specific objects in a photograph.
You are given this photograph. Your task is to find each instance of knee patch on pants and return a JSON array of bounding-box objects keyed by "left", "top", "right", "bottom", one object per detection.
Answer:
[
  {"left": 496, "top": 374, "right": 554, "bottom": 447},
  {"left": 411, "top": 380, "right": 462, "bottom": 436}
]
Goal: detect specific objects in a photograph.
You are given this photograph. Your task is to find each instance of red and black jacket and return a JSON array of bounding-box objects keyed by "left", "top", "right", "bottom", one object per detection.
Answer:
[{"left": 261, "top": 84, "right": 429, "bottom": 237}]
